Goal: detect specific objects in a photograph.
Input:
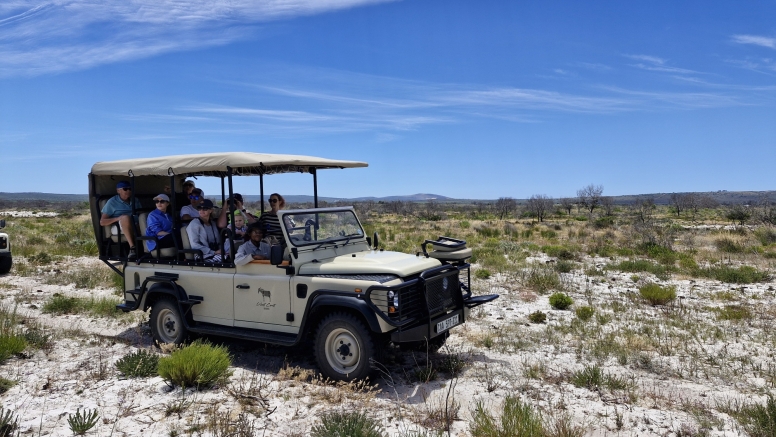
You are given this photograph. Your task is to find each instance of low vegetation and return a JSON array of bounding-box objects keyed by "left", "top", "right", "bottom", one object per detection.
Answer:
[{"left": 157, "top": 340, "right": 232, "bottom": 389}]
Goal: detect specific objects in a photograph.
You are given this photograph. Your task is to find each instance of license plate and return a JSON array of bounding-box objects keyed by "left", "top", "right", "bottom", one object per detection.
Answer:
[{"left": 436, "top": 314, "right": 460, "bottom": 333}]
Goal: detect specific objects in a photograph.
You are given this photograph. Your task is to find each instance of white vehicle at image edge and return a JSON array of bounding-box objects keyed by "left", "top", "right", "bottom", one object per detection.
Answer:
[
  {"left": 88, "top": 152, "right": 498, "bottom": 381},
  {"left": 0, "top": 219, "right": 10, "bottom": 274}
]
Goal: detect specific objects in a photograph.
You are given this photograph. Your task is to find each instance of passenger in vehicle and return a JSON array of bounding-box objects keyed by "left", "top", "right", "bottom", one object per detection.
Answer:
[
  {"left": 180, "top": 188, "right": 204, "bottom": 223},
  {"left": 186, "top": 199, "right": 230, "bottom": 263},
  {"left": 146, "top": 194, "right": 176, "bottom": 251},
  {"left": 234, "top": 225, "right": 270, "bottom": 266},
  {"left": 232, "top": 211, "right": 247, "bottom": 240},
  {"left": 100, "top": 181, "right": 142, "bottom": 260},
  {"left": 216, "top": 193, "right": 256, "bottom": 230},
  {"left": 256, "top": 193, "right": 291, "bottom": 242}
]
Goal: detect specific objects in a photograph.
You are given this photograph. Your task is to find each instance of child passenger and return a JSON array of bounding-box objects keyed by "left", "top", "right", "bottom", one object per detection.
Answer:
[
  {"left": 234, "top": 226, "right": 271, "bottom": 266},
  {"left": 232, "top": 211, "right": 247, "bottom": 240}
]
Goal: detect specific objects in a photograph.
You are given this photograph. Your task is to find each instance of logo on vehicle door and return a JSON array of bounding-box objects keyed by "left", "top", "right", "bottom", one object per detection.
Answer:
[{"left": 256, "top": 287, "right": 276, "bottom": 310}]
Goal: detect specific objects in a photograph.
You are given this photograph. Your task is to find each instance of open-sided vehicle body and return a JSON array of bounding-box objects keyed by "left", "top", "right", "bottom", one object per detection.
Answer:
[
  {"left": 0, "top": 219, "right": 10, "bottom": 274},
  {"left": 89, "top": 152, "right": 498, "bottom": 380}
]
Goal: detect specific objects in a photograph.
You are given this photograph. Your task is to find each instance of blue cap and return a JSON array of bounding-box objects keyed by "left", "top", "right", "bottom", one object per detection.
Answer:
[{"left": 116, "top": 181, "right": 131, "bottom": 189}]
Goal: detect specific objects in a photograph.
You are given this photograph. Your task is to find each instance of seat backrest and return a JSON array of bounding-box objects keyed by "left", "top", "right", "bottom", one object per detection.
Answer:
[
  {"left": 138, "top": 212, "right": 150, "bottom": 252},
  {"left": 180, "top": 226, "right": 195, "bottom": 260},
  {"left": 99, "top": 198, "right": 120, "bottom": 243}
]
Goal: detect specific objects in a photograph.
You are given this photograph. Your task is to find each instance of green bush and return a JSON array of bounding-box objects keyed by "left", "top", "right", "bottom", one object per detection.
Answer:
[
  {"left": 475, "top": 269, "right": 492, "bottom": 280},
  {"left": 715, "top": 305, "right": 752, "bottom": 321},
  {"left": 0, "top": 407, "right": 18, "bottom": 437},
  {"left": 157, "top": 340, "right": 232, "bottom": 389},
  {"left": 541, "top": 245, "right": 577, "bottom": 260},
  {"left": 692, "top": 265, "right": 770, "bottom": 284},
  {"left": 42, "top": 295, "right": 123, "bottom": 318},
  {"left": 470, "top": 396, "right": 544, "bottom": 437},
  {"left": 528, "top": 311, "right": 546, "bottom": 324},
  {"left": 0, "top": 377, "right": 16, "bottom": 395},
  {"left": 575, "top": 306, "right": 595, "bottom": 321},
  {"left": 115, "top": 350, "right": 159, "bottom": 378},
  {"left": 715, "top": 238, "right": 746, "bottom": 253},
  {"left": 638, "top": 283, "right": 676, "bottom": 306},
  {"left": 755, "top": 228, "right": 776, "bottom": 246},
  {"left": 0, "top": 334, "right": 26, "bottom": 364},
  {"left": 571, "top": 364, "right": 630, "bottom": 391},
  {"left": 612, "top": 259, "right": 674, "bottom": 280},
  {"left": 68, "top": 408, "right": 99, "bottom": 436},
  {"left": 731, "top": 395, "right": 776, "bottom": 437},
  {"left": 311, "top": 411, "right": 385, "bottom": 437},
  {"left": 525, "top": 267, "right": 561, "bottom": 294},
  {"left": 593, "top": 216, "right": 614, "bottom": 229},
  {"left": 554, "top": 260, "right": 575, "bottom": 273},
  {"left": 549, "top": 292, "right": 573, "bottom": 310}
]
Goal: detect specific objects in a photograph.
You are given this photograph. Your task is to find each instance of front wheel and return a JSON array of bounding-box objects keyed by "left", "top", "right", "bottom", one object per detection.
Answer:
[
  {"left": 315, "top": 312, "right": 376, "bottom": 381},
  {"left": 149, "top": 299, "right": 188, "bottom": 345}
]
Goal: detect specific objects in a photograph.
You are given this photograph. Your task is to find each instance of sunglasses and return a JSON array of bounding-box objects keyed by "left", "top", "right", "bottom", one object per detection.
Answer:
[
  {"left": 120, "top": 187, "right": 132, "bottom": 192},
  {"left": 189, "top": 195, "right": 201, "bottom": 200},
  {"left": 155, "top": 200, "right": 168, "bottom": 204},
  {"left": 269, "top": 198, "right": 279, "bottom": 203}
]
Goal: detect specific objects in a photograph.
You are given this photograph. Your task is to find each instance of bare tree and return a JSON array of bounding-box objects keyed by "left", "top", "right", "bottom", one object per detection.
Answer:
[
  {"left": 559, "top": 197, "right": 575, "bottom": 216},
  {"left": 632, "top": 197, "right": 656, "bottom": 224},
  {"left": 527, "top": 195, "right": 554, "bottom": 222},
  {"left": 600, "top": 196, "right": 615, "bottom": 216},
  {"left": 495, "top": 197, "right": 517, "bottom": 220},
  {"left": 577, "top": 184, "right": 604, "bottom": 214},
  {"left": 669, "top": 193, "right": 696, "bottom": 218}
]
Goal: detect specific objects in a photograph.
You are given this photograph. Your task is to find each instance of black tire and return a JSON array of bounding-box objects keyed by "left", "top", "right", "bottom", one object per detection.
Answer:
[
  {"left": 0, "top": 256, "right": 11, "bottom": 275},
  {"left": 399, "top": 331, "right": 449, "bottom": 353},
  {"left": 149, "top": 299, "right": 188, "bottom": 345},
  {"left": 314, "top": 312, "right": 376, "bottom": 381}
]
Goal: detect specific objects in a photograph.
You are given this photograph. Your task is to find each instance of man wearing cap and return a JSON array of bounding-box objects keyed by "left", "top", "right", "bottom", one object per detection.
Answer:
[
  {"left": 146, "top": 194, "right": 175, "bottom": 252},
  {"left": 100, "top": 181, "right": 142, "bottom": 259},
  {"left": 217, "top": 192, "right": 256, "bottom": 230},
  {"left": 186, "top": 199, "right": 230, "bottom": 263},
  {"left": 180, "top": 188, "right": 204, "bottom": 223}
]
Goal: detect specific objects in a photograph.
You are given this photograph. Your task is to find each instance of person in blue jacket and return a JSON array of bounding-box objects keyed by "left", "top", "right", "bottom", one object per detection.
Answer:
[{"left": 146, "top": 194, "right": 176, "bottom": 252}]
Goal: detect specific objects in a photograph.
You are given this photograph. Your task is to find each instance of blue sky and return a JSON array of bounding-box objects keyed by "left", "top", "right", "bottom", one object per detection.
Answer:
[{"left": 1, "top": 0, "right": 774, "bottom": 199}]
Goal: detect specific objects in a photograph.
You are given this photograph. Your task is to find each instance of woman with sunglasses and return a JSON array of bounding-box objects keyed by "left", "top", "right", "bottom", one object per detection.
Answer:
[
  {"left": 256, "top": 193, "right": 289, "bottom": 241},
  {"left": 146, "top": 194, "right": 176, "bottom": 251}
]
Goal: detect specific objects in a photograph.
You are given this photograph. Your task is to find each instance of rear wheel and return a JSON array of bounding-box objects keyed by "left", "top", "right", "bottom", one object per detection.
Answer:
[
  {"left": 315, "top": 312, "right": 376, "bottom": 381},
  {"left": 149, "top": 299, "right": 188, "bottom": 345},
  {"left": 0, "top": 256, "right": 11, "bottom": 274}
]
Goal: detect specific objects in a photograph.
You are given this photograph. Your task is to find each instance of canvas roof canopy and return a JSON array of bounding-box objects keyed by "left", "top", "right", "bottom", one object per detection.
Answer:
[{"left": 90, "top": 152, "right": 368, "bottom": 177}]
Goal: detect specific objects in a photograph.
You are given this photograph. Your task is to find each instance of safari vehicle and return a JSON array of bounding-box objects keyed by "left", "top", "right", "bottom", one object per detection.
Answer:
[
  {"left": 89, "top": 152, "right": 498, "bottom": 381},
  {"left": 0, "top": 219, "right": 10, "bottom": 274}
]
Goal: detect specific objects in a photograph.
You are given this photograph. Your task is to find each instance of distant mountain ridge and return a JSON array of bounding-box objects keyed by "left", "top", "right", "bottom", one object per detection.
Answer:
[{"left": 1, "top": 191, "right": 774, "bottom": 205}]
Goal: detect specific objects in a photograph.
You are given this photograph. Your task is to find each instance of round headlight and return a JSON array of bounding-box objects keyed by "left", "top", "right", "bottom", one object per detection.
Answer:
[{"left": 387, "top": 290, "right": 398, "bottom": 307}]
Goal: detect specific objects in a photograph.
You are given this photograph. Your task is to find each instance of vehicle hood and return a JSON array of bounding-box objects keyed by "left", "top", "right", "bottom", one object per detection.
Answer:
[{"left": 298, "top": 250, "right": 441, "bottom": 277}]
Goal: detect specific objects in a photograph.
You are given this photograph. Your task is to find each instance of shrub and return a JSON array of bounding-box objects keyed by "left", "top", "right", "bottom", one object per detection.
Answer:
[
  {"left": 157, "top": 339, "right": 232, "bottom": 389},
  {"left": 554, "top": 260, "right": 575, "bottom": 273},
  {"left": 0, "top": 377, "right": 15, "bottom": 395},
  {"left": 525, "top": 267, "right": 561, "bottom": 294},
  {"left": 470, "top": 396, "right": 544, "bottom": 437},
  {"left": 0, "top": 333, "right": 26, "bottom": 364},
  {"left": 0, "top": 407, "right": 18, "bottom": 437},
  {"left": 755, "top": 228, "right": 776, "bottom": 246},
  {"left": 67, "top": 408, "right": 99, "bottom": 436},
  {"left": 636, "top": 242, "right": 678, "bottom": 265},
  {"left": 311, "top": 411, "right": 385, "bottom": 437},
  {"left": 528, "top": 311, "right": 546, "bottom": 324},
  {"left": 42, "top": 295, "right": 123, "bottom": 318},
  {"left": 612, "top": 259, "right": 673, "bottom": 280},
  {"left": 715, "top": 238, "right": 746, "bottom": 253},
  {"left": 732, "top": 395, "right": 776, "bottom": 437},
  {"left": 115, "top": 350, "right": 159, "bottom": 378},
  {"left": 549, "top": 292, "right": 573, "bottom": 310},
  {"left": 475, "top": 269, "right": 492, "bottom": 280},
  {"left": 541, "top": 245, "right": 577, "bottom": 260},
  {"left": 638, "top": 283, "right": 676, "bottom": 306},
  {"left": 692, "top": 265, "right": 770, "bottom": 284},
  {"left": 593, "top": 216, "right": 614, "bottom": 229},
  {"left": 575, "top": 306, "right": 595, "bottom": 321},
  {"left": 715, "top": 305, "right": 752, "bottom": 321}
]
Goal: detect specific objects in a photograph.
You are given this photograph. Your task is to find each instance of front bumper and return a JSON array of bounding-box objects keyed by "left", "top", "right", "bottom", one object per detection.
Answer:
[{"left": 365, "top": 263, "right": 498, "bottom": 343}]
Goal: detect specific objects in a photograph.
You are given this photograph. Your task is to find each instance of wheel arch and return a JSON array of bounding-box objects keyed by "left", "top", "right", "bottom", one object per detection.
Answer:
[
  {"left": 304, "top": 293, "right": 382, "bottom": 337},
  {"left": 142, "top": 282, "right": 186, "bottom": 312}
]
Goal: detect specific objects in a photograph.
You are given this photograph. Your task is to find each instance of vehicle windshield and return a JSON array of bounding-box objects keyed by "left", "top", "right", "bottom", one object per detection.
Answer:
[{"left": 283, "top": 210, "right": 364, "bottom": 248}]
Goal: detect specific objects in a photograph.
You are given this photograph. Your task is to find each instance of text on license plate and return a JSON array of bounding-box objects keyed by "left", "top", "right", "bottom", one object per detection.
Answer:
[{"left": 436, "top": 314, "right": 460, "bottom": 333}]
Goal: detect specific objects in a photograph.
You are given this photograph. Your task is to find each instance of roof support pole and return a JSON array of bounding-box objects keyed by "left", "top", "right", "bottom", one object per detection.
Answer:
[
  {"left": 312, "top": 167, "right": 318, "bottom": 208},
  {"left": 168, "top": 169, "right": 180, "bottom": 251},
  {"left": 260, "top": 173, "right": 265, "bottom": 215},
  {"left": 226, "top": 167, "right": 235, "bottom": 263}
]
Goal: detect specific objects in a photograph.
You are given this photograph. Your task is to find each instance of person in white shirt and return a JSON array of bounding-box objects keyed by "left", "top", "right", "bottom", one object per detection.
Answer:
[{"left": 235, "top": 225, "right": 271, "bottom": 266}]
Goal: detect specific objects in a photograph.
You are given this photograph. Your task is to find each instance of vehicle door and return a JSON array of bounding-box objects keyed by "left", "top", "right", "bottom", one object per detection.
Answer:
[{"left": 233, "top": 262, "right": 293, "bottom": 332}]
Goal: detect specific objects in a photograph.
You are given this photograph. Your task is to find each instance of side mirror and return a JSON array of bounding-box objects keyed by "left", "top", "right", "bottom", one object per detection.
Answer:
[
  {"left": 0, "top": 220, "right": 4, "bottom": 229},
  {"left": 270, "top": 245, "right": 284, "bottom": 265},
  {"left": 372, "top": 232, "right": 379, "bottom": 250}
]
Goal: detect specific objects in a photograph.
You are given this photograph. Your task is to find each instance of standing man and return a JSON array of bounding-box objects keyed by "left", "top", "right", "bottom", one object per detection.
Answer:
[{"left": 99, "top": 181, "right": 142, "bottom": 259}]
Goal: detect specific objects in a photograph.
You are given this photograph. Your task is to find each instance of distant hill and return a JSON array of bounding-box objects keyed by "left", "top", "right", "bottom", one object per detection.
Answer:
[{"left": 0, "top": 191, "right": 774, "bottom": 206}]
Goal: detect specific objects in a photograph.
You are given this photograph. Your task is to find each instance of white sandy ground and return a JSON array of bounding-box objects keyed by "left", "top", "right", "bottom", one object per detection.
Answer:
[{"left": 0, "top": 255, "right": 773, "bottom": 436}]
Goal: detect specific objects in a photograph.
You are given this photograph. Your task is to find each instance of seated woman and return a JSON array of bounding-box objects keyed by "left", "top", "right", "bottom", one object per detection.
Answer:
[
  {"left": 256, "top": 193, "right": 292, "bottom": 243},
  {"left": 146, "top": 194, "right": 176, "bottom": 252},
  {"left": 234, "top": 225, "right": 271, "bottom": 266},
  {"left": 186, "top": 199, "right": 230, "bottom": 263}
]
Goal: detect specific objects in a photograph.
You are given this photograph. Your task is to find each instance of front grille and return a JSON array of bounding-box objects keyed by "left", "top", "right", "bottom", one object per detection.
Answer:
[{"left": 424, "top": 271, "right": 460, "bottom": 317}]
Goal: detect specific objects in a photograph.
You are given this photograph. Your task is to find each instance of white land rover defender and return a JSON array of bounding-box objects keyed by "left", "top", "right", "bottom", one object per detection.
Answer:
[
  {"left": 89, "top": 152, "right": 498, "bottom": 381},
  {"left": 0, "top": 219, "right": 10, "bottom": 274}
]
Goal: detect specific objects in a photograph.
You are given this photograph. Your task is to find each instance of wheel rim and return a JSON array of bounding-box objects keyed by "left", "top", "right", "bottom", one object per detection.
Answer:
[
  {"left": 156, "top": 307, "right": 180, "bottom": 343},
  {"left": 324, "top": 327, "right": 361, "bottom": 375}
]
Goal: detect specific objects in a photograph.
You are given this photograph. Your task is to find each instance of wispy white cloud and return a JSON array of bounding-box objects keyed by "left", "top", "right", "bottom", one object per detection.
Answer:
[
  {"left": 732, "top": 34, "right": 776, "bottom": 49},
  {"left": 0, "top": 0, "right": 393, "bottom": 76},
  {"left": 624, "top": 54, "right": 701, "bottom": 75}
]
